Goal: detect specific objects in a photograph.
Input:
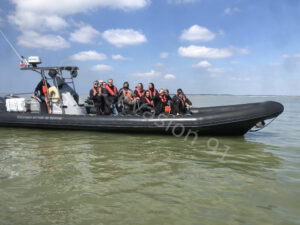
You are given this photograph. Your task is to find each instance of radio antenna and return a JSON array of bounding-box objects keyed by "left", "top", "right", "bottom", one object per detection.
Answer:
[{"left": 0, "top": 29, "right": 23, "bottom": 61}]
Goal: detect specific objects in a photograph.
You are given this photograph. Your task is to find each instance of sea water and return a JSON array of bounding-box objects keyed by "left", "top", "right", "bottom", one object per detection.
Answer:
[{"left": 0, "top": 95, "right": 299, "bottom": 225}]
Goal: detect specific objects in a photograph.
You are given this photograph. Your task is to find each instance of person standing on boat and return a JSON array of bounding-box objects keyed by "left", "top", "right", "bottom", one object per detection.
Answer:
[
  {"left": 34, "top": 79, "right": 50, "bottom": 101},
  {"left": 103, "top": 79, "right": 119, "bottom": 115},
  {"left": 172, "top": 88, "right": 192, "bottom": 115},
  {"left": 134, "top": 83, "right": 145, "bottom": 98},
  {"left": 89, "top": 80, "right": 103, "bottom": 115}
]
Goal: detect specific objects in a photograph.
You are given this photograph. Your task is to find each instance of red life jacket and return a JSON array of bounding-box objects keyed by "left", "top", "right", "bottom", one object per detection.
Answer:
[
  {"left": 42, "top": 80, "right": 48, "bottom": 98},
  {"left": 106, "top": 85, "right": 117, "bottom": 96},
  {"left": 176, "top": 93, "right": 186, "bottom": 106},
  {"left": 127, "top": 95, "right": 135, "bottom": 101},
  {"left": 135, "top": 88, "right": 145, "bottom": 98},
  {"left": 122, "top": 88, "right": 129, "bottom": 97},
  {"left": 159, "top": 95, "right": 167, "bottom": 103},
  {"left": 93, "top": 87, "right": 102, "bottom": 95},
  {"left": 148, "top": 88, "right": 157, "bottom": 98},
  {"left": 144, "top": 97, "right": 153, "bottom": 106}
]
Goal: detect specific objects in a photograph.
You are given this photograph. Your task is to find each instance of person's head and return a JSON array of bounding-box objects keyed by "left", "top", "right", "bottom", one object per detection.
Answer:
[
  {"left": 127, "top": 90, "right": 133, "bottom": 97},
  {"left": 178, "top": 92, "right": 183, "bottom": 98},
  {"left": 123, "top": 81, "right": 129, "bottom": 88},
  {"left": 145, "top": 90, "right": 150, "bottom": 98},
  {"left": 102, "top": 81, "right": 107, "bottom": 87},
  {"left": 107, "top": 79, "right": 113, "bottom": 86},
  {"left": 177, "top": 88, "right": 183, "bottom": 95},
  {"left": 159, "top": 89, "right": 165, "bottom": 96},
  {"left": 148, "top": 83, "right": 154, "bottom": 89},
  {"left": 165, "top": 89, "right": 169, "bottom": 95},
  {"left": 93, "top": 80, "right": 99, "bottom": 87},
  {"left": 137, "top": 83, "right": 143, "bottom": 89},
  {"left": 99, "top": 80, "right": 104, "bottom": 86}
]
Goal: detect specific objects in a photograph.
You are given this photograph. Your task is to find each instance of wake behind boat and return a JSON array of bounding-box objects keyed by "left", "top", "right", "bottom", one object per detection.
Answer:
[{"left": 0, "top": 57, "right": 284, "bottom": 136}]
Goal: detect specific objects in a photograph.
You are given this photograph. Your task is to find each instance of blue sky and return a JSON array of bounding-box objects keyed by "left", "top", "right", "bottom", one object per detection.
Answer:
[{"left": 0, "top": 0, "right": 300, "bottom": 95}]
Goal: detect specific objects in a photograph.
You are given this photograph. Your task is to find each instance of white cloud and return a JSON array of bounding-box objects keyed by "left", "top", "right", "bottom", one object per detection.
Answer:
[
  {"left": 134, "top": 70, "right": 161, "bottom": 77},
  {"left": 9, "top": 0, "right": 150, "bottom": 19},
  {"left": 69, "top": 51, "right": 107, "bottom": 61},
  {"left": 282, "top": 54, "right": 300, "bottom": 59},
  {"left": 8, "top": 0, "right": 149, "bottom": 42},
  {"left": 70, "top": 25, "right": 100, "bottom": 44},
  {"left": 160, "top": 52, "right": 169, "bottom": 59},
  {"left": 43, "top": 16, "right": 68, "bottom": 31},
  {"left": 180, "top": 25, "right": 215, "bottom": 42},
  {"left": 223, "top": 7, "right": 241, "bottom": 15},
  {"left": 207, "top": 67, "right": 227, "bottom": 73},
  {"left": 17, "top": 31, "right": 70, "bottom": 50},
  {"left": 230, "top": 46, "right": 250, "bottom": 55},
  {"left": 8, "top": 11, "right": 68, "bottom": 31},
  {"left": 112, "top": 54, "right": 132, "bottom": 60},
  {"left": 192, "top": 60, "right": 212, "bottom": 68},
  {"left": 91, "top": 64, "right": 113, "bottom": 72},
  {"left": 164, "top": 74, "right": 176, "bottom": 79},
  {"left": 178, "top": 45, "right": 233, "bottom": 59},
  {"left": 167, "top": 0, "right": 199, "bottom": 4},
  {"left": 102, "top": 29, "right": 147, "bottom": 47}
]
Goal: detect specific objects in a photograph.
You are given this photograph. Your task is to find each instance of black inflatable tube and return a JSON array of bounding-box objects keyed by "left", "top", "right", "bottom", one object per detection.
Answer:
[{"left": 0, "top": 101, "right": 284, "bottom": 136}]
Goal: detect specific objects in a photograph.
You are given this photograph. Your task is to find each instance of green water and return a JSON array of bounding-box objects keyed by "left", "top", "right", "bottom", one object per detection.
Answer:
[{"left": 0, "top": 96, "right": 299, "bottom": 225}]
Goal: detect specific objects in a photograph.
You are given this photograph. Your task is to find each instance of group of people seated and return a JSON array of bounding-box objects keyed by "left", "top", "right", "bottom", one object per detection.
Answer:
[{"left": 89, "top": 79, "right": 192, "bottom": 116}]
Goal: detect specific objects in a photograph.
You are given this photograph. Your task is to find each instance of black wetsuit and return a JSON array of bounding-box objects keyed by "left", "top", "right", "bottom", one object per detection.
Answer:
[
  {"left": 34, "top": 80, "right": 50, "bottom": 113},
  {"left": 153, "top": 95, "right": 169, "bottom": 115},
  {"left": 139, "top": 96, "right": 154, "bottom": 112},
  {"left": 172, "top": 94, "right": 192, "bottom": 115},
  {"left": 134, "top": 88, "right": 145, "bottom": 98},
  {"left": 89, "top": 87, "right": 103, "bottom": 115},
  {"left": 103, "top": 85, "right": 118, "bottom": 114},
  {"left": 148, "top": 88, "right": 159, "bottom": 100}
]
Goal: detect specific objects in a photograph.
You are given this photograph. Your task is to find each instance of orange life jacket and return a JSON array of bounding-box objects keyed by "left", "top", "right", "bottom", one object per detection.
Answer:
[
  {"left": 93, "top": 87, "right": 102, "bottom": 95},
  {"left": 42, "top": 80, "right": 48, "bottom": 98},
  {"left": 106, "top": 85, "right": 117, "bottom": 96},
  {"left": 122, "top": 88, "right": 129, "bottom": 97},
  {"left": 135, "top": 88, "right": 145, "bottom": 98},
  {"left": 148, "top": 88, "right": 157, "bottom": 98},
  {"left": 176, "top": 93, "right": 186, "bottom": 106},
  {"left": 144, "top": 97, "right": 153, "bottom": 106},
  {"left": 159, "top": 95, "right": 167, "bottom": 103},
  {"left": 165, "top": 105, "right": 171, "bottom": 114}
]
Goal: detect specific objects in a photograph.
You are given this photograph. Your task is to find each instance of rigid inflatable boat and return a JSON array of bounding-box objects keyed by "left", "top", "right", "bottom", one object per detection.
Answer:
[{"left": 0, "top": 57, "right": 284, "bottom": 136}]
